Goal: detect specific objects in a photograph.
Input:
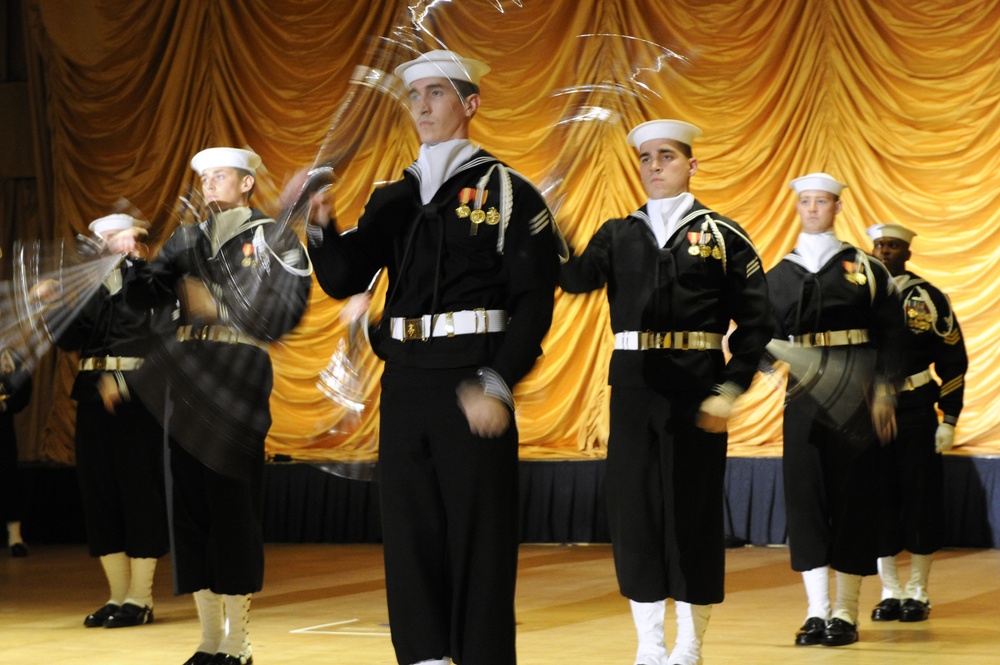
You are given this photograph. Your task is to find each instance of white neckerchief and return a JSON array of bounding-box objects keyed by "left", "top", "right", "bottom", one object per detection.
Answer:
[
  {"left": 893, "top": 273, "right": 912, "bottom": 290},
  {"left": 795, "top": 231, "right": 841, "bottom": 272},
  {"left": 103, "top": 265, "right": 123, "bottom": 295},
  {"left": 415, "top": 139, "right": 478, "bottom": 204},
  {"left": 210, "top": 206, "right": 253, "bottom": 256},
  {"left": 646, "top": 192, "right": 694, "bottom": 247}
]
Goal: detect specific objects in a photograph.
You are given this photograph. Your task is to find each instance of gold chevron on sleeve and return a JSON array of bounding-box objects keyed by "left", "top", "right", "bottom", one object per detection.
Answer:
[{"left": 940, "top": 376, "right": 964, "bottom": 397}]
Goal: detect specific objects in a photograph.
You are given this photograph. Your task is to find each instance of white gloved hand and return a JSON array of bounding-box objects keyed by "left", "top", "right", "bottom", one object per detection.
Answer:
[
  {"left": 696, "top": 394, "right": 735, "bottom": 433},
  {"left": 97, "top": 373, "right": 123, "bottom": 415},
  {"left": 871, "top": 395, "right": 897, "bottom": 446},
  {"left": 935, "top": 423, "right": 955, "bottom": 453}
]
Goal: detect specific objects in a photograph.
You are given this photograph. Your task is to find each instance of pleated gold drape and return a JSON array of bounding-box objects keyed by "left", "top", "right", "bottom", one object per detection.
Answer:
[{"left": 21, "top": 0, "right": 1000, "bottom": 463}]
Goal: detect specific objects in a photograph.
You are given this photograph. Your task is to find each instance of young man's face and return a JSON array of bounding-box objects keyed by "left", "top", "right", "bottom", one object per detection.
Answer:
[
  {"left": 201, "top": 167, "right": 253, "bottom": 210},
  {"left": 407, "top": 77, "right": 478, "bottom": 145},
  {"left": 637, "top": 139, "right": 697, "bottom": 200},
  {"left": 795, "top": 190, "right": 841, "bottom": 234},
  {"left": 872, "top": 237, "right": 910, "bottom": 276}
]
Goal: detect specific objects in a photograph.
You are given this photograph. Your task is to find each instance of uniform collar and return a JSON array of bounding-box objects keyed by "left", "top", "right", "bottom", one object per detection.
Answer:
[{"left": 203, "top": 207, "right": 272, "bottom": 257}]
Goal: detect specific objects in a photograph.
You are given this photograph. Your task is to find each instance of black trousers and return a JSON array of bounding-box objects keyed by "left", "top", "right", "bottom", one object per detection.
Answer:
[
  {"left": 606, "top": 387, "right": 728, "bottom": 605},
  {"left": 783, "top": 398, "right": 883, "bottom": 576},
  {"left": 168, "top": 438, "right": 264, "bottom": 596},
  {"left": 74, "top": 399, "right": 170, "bottom": 559},
  {"left": 0, "top": 414, "right": 23, "bottom": 525},
  {"left": 877, "top": 404, "right": 944, "bottom": 556},
  {"left": 379, "top": 365, "right": 519, "bottom": 665}
]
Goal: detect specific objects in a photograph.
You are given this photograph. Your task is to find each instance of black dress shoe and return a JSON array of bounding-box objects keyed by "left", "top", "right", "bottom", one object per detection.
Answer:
[
  {"left": 9, "top": 542, "right": 28, "bottom": 557},
  {"left": 871, "top": 598, "right": 902, "bottom": 621},
  {"left": 899, "top": 598, "right": 931, "bottom": 622},
  {"left": 794, "top": 616, "right": 827, "bottom": 646},
  {"left": 84, "top": 603, "right": 120, "bottom": 627},
  {"left": 210, "top": 654, "right": 253, "bottom": 665},
  {"left": 104, "top": 602, "right": 153, "bottom": 628},
  {"left": 822, "top": 618, "right": 858, "bottom": 647},
  {"left": 182, "top": 652, "right": 216, "bottom": 665}
]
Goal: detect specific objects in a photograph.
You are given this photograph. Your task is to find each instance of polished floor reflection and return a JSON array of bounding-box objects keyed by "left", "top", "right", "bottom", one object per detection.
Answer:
[{"left": 1, "top": 543, "right": 997, "bottom": 664}]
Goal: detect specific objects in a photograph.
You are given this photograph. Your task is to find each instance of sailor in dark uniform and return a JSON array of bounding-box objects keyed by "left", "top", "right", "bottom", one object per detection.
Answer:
[
  {"left": 115, "top": 147, "right": 312, "bottom": 665},
  {"left": 866, "top": 223, "right": 968, "bottom": 624},
  {"left": 45, "top": 213, "right": 171, "bottom": 629},
  {"left": 559, "top": 120, "right": 771, "bottom": 665},
  {"left": 768, "top": 173, "right": 904, "bottom": 648},
  {"left": 302, "top": 50, "right": 559, "bottom": 665},
  {"left": 1, "top": 346, "right": 32, "bottom": 558}
]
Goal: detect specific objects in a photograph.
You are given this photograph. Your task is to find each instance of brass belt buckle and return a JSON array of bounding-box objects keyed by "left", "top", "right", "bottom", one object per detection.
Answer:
[
  {"left": 814, "top": 331, "right": 828, "bottom": 347},
  {"left": 403, "top": 317, "right": 425, "bottom": 342},
  {"left": 92, "top": 357, "right": 105, "bottom": 370},
  {"left": 473, "top": 308, "right": 488, "bottom": 334}
]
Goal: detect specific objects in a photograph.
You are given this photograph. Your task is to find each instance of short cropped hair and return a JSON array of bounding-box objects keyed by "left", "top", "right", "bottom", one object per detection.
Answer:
[{"left": 450, "top": 78, "right": 480, "bottom": 101}]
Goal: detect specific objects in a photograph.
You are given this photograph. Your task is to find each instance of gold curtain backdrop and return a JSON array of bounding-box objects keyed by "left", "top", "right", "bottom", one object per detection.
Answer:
[{"left": 20, "top": 0, "right": 1000, "bottom": 464}]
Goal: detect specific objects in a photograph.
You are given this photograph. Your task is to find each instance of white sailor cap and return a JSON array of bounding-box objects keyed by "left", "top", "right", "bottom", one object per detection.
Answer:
[
  {"left": 789, "top": 172, "right": 847, "bottom": 196},
  {"left": 866, "top": 223, "right": 916, "bottom": 244},
  {"left": 190, "top": 147, "right": 262, "bottom": 175},
  {"left": 394, "top": 50, "right": 491, "bottom": 88},
  {"left": 627, "top": 119, "right": 702, "bottom": 150},
  {"left": 88, "top": 213, "right": 149, "bottom": 236}
]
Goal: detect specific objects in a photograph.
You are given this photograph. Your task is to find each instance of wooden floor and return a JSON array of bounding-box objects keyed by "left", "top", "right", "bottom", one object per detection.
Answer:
[{"left": 1, "top": 543, "right": 997, "bottom": 664}]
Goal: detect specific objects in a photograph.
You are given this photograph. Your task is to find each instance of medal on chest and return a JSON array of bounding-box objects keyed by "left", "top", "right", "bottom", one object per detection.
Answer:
[
  {"left": 686, "top": 230, "right": 722, "bottom": 260},
  {"left": 242, "top": 242, "right": 255, "bottom": 268},
  {"left": 842, "top": 260, "right": 867, "bottom": 285},
  {"left": 905, "top": 295, "right": 933, "bottom": 332},
  {"left": 456, "top": 187, "right": 498, "bottom": 235},
  {"left": 456, "top": 188, "right": 474, "bottom": 219}
]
